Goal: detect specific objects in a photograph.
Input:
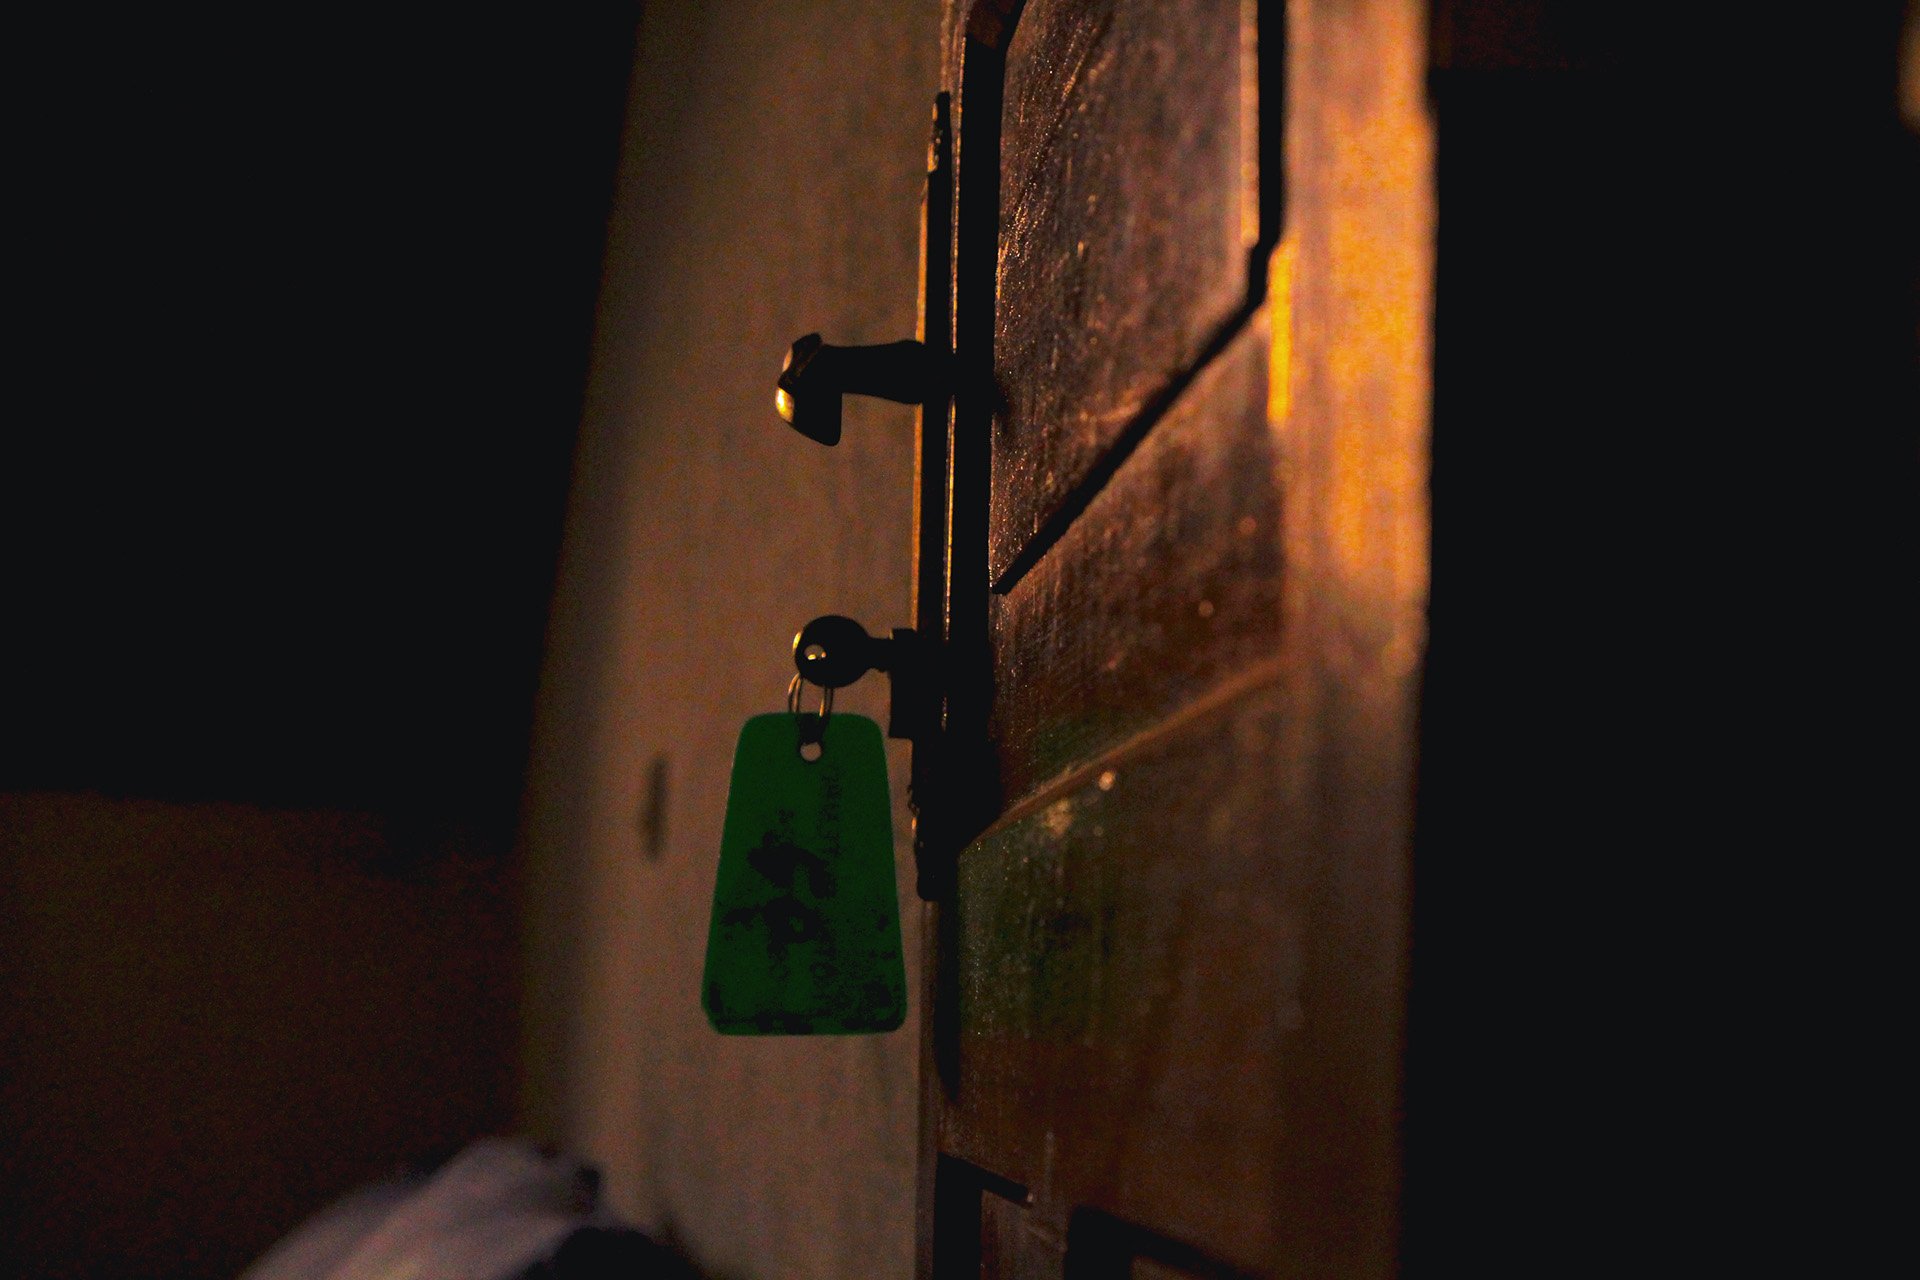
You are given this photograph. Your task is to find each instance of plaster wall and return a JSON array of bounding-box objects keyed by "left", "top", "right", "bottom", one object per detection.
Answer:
[{"left": 517, "top": 4, "right": 942, "bottom": 1276}]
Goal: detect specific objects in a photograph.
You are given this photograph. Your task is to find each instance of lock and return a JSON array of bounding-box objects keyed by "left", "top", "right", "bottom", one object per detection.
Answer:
[
  {"left": 765, "top": 97, "right": 960, "bottom": 904},
  {"left": 792, "top": 614, "right": 939, "bottom": 746},
  {"left": 701, "top": 614, "right": 944, "bottom": 1030},
  {"left": 792, "top": 615, "right": 948, "bottom": 900}
]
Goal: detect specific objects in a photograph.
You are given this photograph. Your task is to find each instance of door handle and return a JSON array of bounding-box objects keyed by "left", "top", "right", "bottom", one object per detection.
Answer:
[{"left": 775, "top": 334, "right": 951, "bottom": 445}]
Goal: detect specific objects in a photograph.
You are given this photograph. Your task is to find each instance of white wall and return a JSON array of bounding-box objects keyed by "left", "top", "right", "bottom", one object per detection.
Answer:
[{"left": 518, "top": 3, "right": 943, "bottom": 1276}]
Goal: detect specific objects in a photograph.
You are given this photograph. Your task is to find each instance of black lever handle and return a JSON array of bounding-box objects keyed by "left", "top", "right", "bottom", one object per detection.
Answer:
[{"left": 775, "top": 334, "right": 949, "bottom": 446}]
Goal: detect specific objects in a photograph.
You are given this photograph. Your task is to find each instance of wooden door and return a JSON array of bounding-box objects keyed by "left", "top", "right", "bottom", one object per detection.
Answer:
[{"left": 911, "top": 1, "right": 1432, "bottom": 1276}]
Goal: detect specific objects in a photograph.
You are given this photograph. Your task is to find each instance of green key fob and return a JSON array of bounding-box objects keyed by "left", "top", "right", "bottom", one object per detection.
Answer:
[{"left": 702, "top": 712, "right": 906, "bottom": 1034}]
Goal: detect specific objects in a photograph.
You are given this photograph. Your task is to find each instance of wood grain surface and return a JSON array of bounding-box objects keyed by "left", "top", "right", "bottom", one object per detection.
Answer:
[
  {"left": 985, "top": 318, "right": 1280, "bottom": 818},
  {"left": 946, "top": 684, "right": 1296, "bottom": 1275},
  {"left": 989, "top": 0, "right": 1256, "bottom": 584},
  {"left": 923, "top": 0, "right": 1429, "bottom": 1275}
]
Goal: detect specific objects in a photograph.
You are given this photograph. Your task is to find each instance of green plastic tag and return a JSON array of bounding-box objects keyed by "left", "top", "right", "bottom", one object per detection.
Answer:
[{"left": 702, "top": 712, "right": 906, "bottom": 1034}]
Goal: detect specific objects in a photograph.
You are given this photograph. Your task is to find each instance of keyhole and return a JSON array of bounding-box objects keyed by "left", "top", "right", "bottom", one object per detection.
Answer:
[{"left": 803, "top": 642, "right": 827, "bottom": 664}]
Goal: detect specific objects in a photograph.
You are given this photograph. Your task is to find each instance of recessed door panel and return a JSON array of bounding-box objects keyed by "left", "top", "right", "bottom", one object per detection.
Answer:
[
  {"left": 990, "top": 0, "right": 1256, "bottom": 584},
  {"left": 986, "top": 318, "right": 1278, "bottom": 812},
  {"left": 945, "top": 687, "right": 1292, "bottom": 1274}
]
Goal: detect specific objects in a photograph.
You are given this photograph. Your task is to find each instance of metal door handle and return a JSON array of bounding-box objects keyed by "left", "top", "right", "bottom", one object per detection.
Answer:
[{"left": 775, "top": 334, "right": 950, "bottom": 446}]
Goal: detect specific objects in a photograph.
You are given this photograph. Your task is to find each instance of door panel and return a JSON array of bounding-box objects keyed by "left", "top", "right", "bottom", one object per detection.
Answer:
[
  {"left": 1068, "top": 1210, "right": 1245, "bottom": 1279},
  {"left": 986, "top": 318, "right": 1279, "bottom": 811},
  {"left": 1131, "top": 1261, "right": 1215, "bottom": 1280},
  {"left": 980, "top": 1191, "right": 1066, "bottom": 1279},
  {"left": 946, "top": 687, "right": 1291, "bottom": 1276},
  {"left": 922, "top": 1, "right": 1430, "bottom": 1276},
  {"left": 990, "top": 0, "right": 1257, "bottom": 584}
]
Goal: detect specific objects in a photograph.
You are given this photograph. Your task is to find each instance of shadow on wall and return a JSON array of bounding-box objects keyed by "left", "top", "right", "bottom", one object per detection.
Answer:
[
  {"left": 0, "top": 795, "right": 520, "bottom": 1280},
  {"left": 0, "top": 7, "right": 639, "bottom": 1278}
]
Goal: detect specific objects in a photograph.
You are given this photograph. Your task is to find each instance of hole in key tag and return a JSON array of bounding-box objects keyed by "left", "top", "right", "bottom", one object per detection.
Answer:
[{"left": 701, "top": 707, "right": 905, "bottom": 1035}]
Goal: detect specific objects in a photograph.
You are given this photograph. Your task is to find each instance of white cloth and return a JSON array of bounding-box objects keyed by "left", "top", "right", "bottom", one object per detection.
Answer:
[{"left": 243, "top": 1139, "right": 626, "bottom": 1280}]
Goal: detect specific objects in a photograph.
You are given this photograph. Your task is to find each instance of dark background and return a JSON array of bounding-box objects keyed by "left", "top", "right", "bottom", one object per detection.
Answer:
[
  {"left": 4, "top": 8, "right": 640, "bottom": 824},
  {"left": 2, "top": 10, "right": 641, "bottom": 1277}
]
